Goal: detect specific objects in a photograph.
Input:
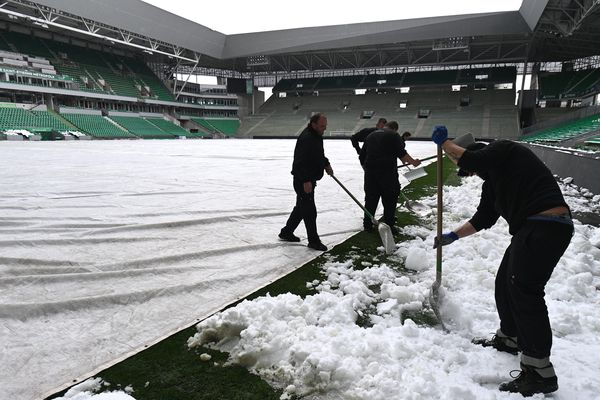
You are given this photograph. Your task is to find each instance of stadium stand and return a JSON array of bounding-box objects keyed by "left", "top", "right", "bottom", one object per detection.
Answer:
[
  {"left": 538, "top": 68, "right": 600, "bottom": 100},
  {"left": 0, "top": 104, "right": 70, "bottom": 131},
  {"left": 243, "top": 67, "right": 519, "bottom": 139},
  {"left": 110, "top": 114, "right": 175, "bottom": 139},
  {"left": 145, "top": 118, "right": 194, "bottom": 137},
  {"left": 521, "top": 112, "right": 600, "bottom": 144},
  {"left": 242, "top": 69, "right": 519, "bottom": 139},
  {"left": 534, "top": 107, "right": 578, "bottom": 124},
  {"left": 191, "top": 118, "right": 240, "bottom": 137},
  {"left": 61, "top": 112, "right": 137, "bottom": 139},
  {"left": 0, "top": 31, "right": 175, "bottom": 100},
  {"left": 584, "top": 135, "right": 600, "bottom": 146},
  {"left": 0, "top": 28, "right": 238, "bottom": 140}
]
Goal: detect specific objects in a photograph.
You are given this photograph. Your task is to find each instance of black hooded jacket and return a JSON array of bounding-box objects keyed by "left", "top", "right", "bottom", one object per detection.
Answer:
[
  {"left": 359, "top": 128, "right": 408, "bottom": 171},
  {"left": 291, "top": 125, "right": 330, "bottom": 183},
  {"left": 458, "top": 140, "right": 568, "bottom": 235}
]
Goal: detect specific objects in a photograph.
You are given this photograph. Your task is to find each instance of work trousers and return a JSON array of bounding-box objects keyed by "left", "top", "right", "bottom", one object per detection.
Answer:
[
  {"left": 283, "top": 179, "right": 320, "bottom": 243},
  {"left": 363, "top": 169, "right": 400, "bottom": 228},
  {"left": 495, "top": 218, "right": 573, "bottom": 359}
]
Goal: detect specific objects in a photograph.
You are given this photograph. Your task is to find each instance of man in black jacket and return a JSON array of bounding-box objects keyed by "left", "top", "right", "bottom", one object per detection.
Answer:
[
  {"left": 360, "top": 121, "right": 420, "bottom": 233},
  {"left": 350, "top": 117, "right": 387, "bottom": 155},
  {"left": 432, "top": 127, "right": 573, "bottom": 396},
  {"left": 279, "top": 113, "right": 333, "bottom": 251}
]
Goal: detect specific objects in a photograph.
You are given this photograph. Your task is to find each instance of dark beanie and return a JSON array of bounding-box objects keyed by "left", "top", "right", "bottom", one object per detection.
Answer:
[{"left": 457, "top": 142, "right": 488, "bottom": 177}]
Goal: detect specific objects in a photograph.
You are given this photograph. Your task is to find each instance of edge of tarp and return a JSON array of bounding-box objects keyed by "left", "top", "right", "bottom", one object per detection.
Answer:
[{"left": 40, "top": 234, "right": 356, "bottom": 399}]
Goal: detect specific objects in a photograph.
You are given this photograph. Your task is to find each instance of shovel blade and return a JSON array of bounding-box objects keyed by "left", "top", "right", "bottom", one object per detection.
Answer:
[
  {"left": 377, "top": 222, "right": 396, "bottom": 254},
  {"left": 403, "top": 167, "right": 428, "bottom": 181}
]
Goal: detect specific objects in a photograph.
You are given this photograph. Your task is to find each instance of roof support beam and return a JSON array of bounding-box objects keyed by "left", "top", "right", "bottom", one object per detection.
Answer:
[
  {"left": 0, "top": 2, "right": 199, "bottom": 63},
  {"left": 175, "top": 59, "right": 200, "bottom": 100}
]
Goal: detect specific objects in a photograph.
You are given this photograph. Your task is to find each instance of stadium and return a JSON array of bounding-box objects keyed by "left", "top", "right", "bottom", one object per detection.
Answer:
[{"left": 0, "top": 0, "right": 599, "bottom": 399}]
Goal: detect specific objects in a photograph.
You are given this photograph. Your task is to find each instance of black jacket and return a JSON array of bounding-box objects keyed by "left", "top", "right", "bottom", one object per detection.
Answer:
[
  {"left": 359, "top": 129, "right": 408, "bottom": 171},
  {"left": 291, "top": 125, "right": 330, "bottom": 183},
  {"left": 459, "top": 140, "right": 569, "bottom": 235},
  {"left": 351, "top": 127, "right": 378, "bottom": 154}
]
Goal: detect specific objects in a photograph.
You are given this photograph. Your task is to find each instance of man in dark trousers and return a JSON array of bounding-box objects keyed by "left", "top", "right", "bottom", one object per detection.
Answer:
[
  {"left": 350, "top": 117, "right": 387, "bottom": 156},
  {"left": 359, "top": 121, "right": 420, "bottom": 233},
  {"left": 431, "top": 127, "right": 573, "bottom": 396},
  {"left": 279, "top": 113, "right": 333, "bottom": 251}
]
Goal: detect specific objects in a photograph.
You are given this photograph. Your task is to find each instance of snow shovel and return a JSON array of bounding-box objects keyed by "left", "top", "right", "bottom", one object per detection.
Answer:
[
  {"left": 397, "top": 155, "right": 437, "bottom": 213},
  {"left": 398, "top": 155, "right": 436, "bottom": 182},
  {"left": 331, "top": 175, "right": 395, "bottom": 255},
  {"left": 429, "top": 145, "right": 448, "bottom": 332},
  {"left": 398, "top": 189, "right": 431, "bottom": 216},
  {"left": 403, "top": 166, "right": 428, "bottom": 181}
]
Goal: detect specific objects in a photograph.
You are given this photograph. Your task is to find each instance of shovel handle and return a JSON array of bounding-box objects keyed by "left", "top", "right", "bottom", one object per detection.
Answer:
[
  {"left": 330, "top": 175, "right": 377, "bottom": 223},
  {"left": 436, "top": 145, "right": 443, "bottom": 284},
  {"left": 398, "top": 154, "right": 437, "bottom": 169}
]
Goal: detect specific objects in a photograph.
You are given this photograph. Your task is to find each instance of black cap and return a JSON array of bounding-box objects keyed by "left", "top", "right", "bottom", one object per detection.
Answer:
[{"left": 457, "top": 142, "right": 488, "bottom": 177}]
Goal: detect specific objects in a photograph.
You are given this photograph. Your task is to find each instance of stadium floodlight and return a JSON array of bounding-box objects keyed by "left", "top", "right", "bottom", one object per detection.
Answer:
[
  {"left": 247, "top": 55, "right": 270, "bottom": 67},
  {"left": 432, "top": 37, "right": 469, "bottom": 51}
]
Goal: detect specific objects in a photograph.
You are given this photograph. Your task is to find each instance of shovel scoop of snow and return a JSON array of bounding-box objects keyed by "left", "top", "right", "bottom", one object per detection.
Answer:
[{"left": 377, "top": 222, "right": 396, "bottom": 254}]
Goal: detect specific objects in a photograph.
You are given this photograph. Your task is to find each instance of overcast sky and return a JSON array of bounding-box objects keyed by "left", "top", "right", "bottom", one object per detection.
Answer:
[{"left": 141, "top": 0, "right": 524, "bottom": 34}]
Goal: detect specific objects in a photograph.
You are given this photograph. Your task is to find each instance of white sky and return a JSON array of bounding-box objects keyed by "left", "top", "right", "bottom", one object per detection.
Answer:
[{"left": 141, "top": 0, "right": 524, "bottom": 34}]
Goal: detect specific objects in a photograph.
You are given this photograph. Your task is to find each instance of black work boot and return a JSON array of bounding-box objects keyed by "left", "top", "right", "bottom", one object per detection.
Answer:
[
  {"left": 278, "top": 228, "right": 300, "bottom": 242},
  {"left": 307, "top": 241, "right": 327, "bottom": 251},
  {"left": 472, "top": 330, "right": 519, "bottom": 355},
  {"left": 499, "top": 362, "right": 558, "bottom": 396}
]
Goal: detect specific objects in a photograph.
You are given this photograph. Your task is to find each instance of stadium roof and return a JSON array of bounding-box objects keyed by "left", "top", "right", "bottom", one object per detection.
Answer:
[{"left": 0, "top": 0, "right": 599, "bottom": 75}]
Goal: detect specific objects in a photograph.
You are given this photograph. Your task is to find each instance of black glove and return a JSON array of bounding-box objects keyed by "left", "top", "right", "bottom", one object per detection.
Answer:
[{"left": 433, "top": 231, "right": 459, "bottom": 249}]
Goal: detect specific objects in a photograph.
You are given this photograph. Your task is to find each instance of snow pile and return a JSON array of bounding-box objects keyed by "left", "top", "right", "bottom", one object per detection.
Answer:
[
  {"left": 53, "top": 378, "right": 135, "bottom": 400},
  {"left": 189, "top": 176, "right": 600, "bottom": 400}
]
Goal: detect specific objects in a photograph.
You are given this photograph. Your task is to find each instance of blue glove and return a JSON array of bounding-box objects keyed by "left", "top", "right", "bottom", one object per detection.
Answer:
[
  {"left": 432, "top": 126, "right": 448, "bottom": 145},
  {"left": 433, "top": 231, "right": 459, "bottom": 249}
]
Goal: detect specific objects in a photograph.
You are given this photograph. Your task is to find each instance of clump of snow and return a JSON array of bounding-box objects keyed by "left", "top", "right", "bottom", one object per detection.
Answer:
[
  {"left": 189, "top": 174, "right": 600, "bottom": 400},
  {"left": 404, "top": 246, "right": 431, "bottom": 271},
  {"left": 53, "top": 378, "right": 136, "bottom": 400}
]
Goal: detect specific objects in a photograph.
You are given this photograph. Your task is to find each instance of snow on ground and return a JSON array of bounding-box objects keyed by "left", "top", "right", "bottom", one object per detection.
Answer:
[
  {"left": 0, "top": 139, "right": 435, "bottom": 400},
  {"left": 51, "top": 378, "right": 135, "bottom": 400},
  {"left": 189, "top": 175, "right": 600, "bottom": 399}
]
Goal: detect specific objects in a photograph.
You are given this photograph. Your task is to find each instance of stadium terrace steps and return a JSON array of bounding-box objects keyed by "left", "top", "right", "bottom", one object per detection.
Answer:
[
  {"left": 191, "top": 118, "right": 240, "bottom": 137},
  {"left": 61, "top": 113, "right": 136, "bottom": 139},
  {"left": 243, "top": 89, "right": 519, "bottom": 138},
  {"left": 110, "top": 116, "right": 175, "bottom": 139},
  {"left": 145, "top": 118, "right": 195, "bottom": 137},
  {"left": 584, "top": 135, "right": 600, "bottom": 145},
  {"left": 0, "top": 107, "right": 70, "bottom": 132},
  {"left": 521, "top": 113, "right": 600, "bottom": 144},
  {"left": 0, "top": 30, "right": 174, "bottom": 100}
]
